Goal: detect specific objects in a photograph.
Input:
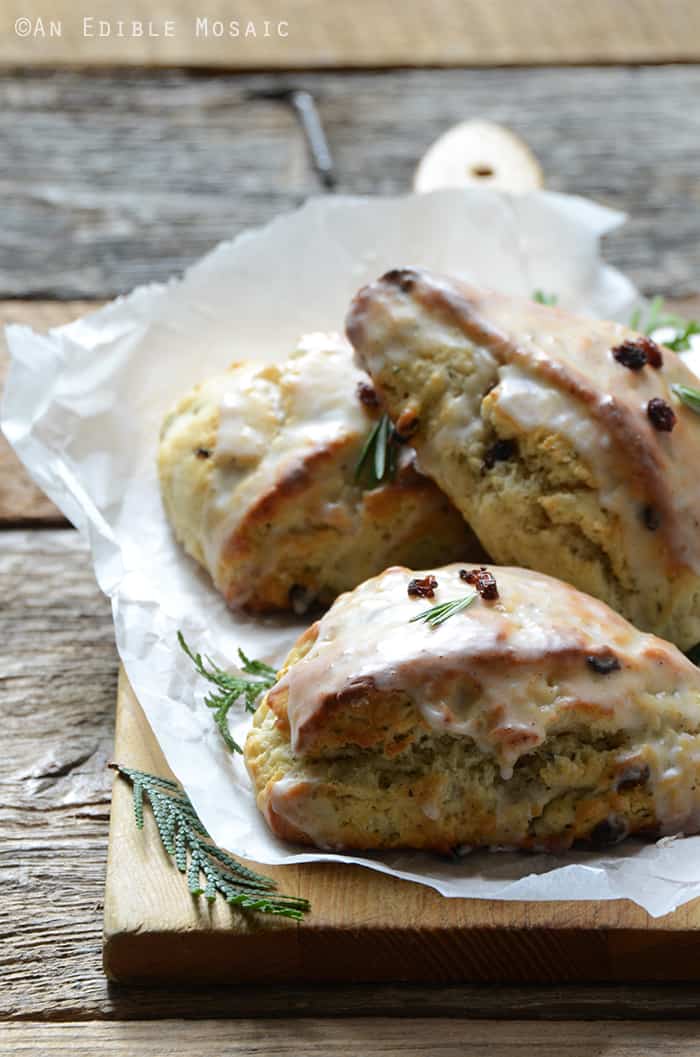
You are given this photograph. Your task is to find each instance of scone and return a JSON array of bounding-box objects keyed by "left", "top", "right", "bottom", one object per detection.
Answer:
[
  {"left": 347, "top": 268, "right": 700, "bottom": 650},
  {"left": 158, "top": 333, "right": 479, "bottom": 613},
  {"left": 245, "top": 563, "right": 700, "bottom": 852}
]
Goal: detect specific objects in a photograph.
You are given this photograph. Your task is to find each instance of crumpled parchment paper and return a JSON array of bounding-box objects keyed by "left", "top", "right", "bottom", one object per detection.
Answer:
[{"left": 5, "top": 188, "right": 700, "bottom": 917}]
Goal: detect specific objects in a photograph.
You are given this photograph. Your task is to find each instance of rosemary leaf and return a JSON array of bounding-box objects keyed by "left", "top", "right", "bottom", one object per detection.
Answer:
[
  {"left": 178, "top": 631, "right": 277, "bottom": 754},
  {"left": 409, "top": 592, "right": 477, "bottom": 628},
  {"left": 374, "top": 412, "right": 389, "bottom": 481},
  {"left": 354, "top": 417, "right": 380, "bottom": 482},
  {"left": 533, "top": 290, "right": 558, "bottom": 306},
  {"left": 110, "top": 764, "right": 310, "bottom": 919},
  {"left": 672, "top": 384, "right": 700, "bottom": 416},
  {"left": 354, "top": 412, "right": 397, "bottom": 488},
  {"left": 631, "top": 297, "right": 700, "bottom": 352},
  {"left": 668, "top": 323, "right": 700, "bottom": 352},
  {"left": 632, "top": 294, "right": 666, "bottom": 335}
]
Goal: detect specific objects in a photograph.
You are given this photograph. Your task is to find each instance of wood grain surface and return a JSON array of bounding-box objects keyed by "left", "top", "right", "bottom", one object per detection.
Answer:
[
  {"left": 3, "top": 0, "right": 700, "bottom": 69},
  {"left": 106, "top": 673, "right": 700, "bottom": 986},
  {"left": 4, "top": 61, "right": 700, "bottom": 1046},
  {"left": 3, "top": 67, "right": 700, "bottom": 300},
  {"left": 5, "top": 528, "right": 700, "bottom": 1021},
  {"left": 3, "top": 1019, "right": 700, "bottom": 1056}
]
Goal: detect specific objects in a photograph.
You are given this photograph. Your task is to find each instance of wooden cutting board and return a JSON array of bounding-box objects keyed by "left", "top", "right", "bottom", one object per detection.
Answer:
[{"left": 104, "top": 669, "right": 700, "bottom": 985}]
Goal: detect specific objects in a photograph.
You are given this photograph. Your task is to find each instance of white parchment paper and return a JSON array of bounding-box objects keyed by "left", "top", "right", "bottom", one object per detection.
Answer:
[{"left": 5, "top": 188, "right": 700, "bottom": 918}]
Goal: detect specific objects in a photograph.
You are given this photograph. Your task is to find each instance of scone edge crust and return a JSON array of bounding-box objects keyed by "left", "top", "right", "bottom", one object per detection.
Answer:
[
  {"left": 346, "top": 268, "right": 700, "bottom": 650},
  {"left": 245, "top": 562, "right": 700, "bottom": 853}
]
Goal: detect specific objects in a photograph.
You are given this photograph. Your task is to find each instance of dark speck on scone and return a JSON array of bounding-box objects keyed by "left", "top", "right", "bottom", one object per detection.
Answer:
[
  {"left": 641, "top": 505, "right": 661, "bottom": 531},
  {"left": 590, "top": 815, "right": 629, "bottom": 847},
  {"left": 586, "top": 651, "right": 621, "bottom": 675},
  {"left": 612, "top": 337, "right": 664, "bottom": 371},
  {"left": 407, "top": 574, "right": 438, "bottom": 599},
  {"left": 482, "top": 437, "right": 517, "bottom": 471},
  {"left": 356, "top": 381, "right": 380, "bottom": 408},
  {"left": 460, "top": 566, "right": 499, "bottom": 600},
  {"left": 289, "top": 584, "right": 315, "bottom": 614},
  {"left": 616, "top": 762, "right": 651, "bottom": 791},
  {"left": 647, "top": 397, "right": 677, "bottom": 432}
]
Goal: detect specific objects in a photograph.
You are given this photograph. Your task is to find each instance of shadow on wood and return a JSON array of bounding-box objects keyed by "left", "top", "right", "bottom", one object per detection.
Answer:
[{"left": 105, "top": 672, "right": 700, "bottom": 986}]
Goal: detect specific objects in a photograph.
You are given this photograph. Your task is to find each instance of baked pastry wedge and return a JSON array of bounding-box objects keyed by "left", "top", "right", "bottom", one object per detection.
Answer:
[
  {"left": 245, "top": 563, "right": 700, "bottom": 852},
  {"left": 347, "top": 268, "right": 700, "bottom": 650},
  {"left": 158, "top": 333, "right": 478, "bottom": 613}
]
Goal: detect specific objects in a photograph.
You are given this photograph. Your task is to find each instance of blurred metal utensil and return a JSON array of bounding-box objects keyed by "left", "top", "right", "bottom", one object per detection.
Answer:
[{"left": 247, "top": 87, "right": 336, "bottom": 191}]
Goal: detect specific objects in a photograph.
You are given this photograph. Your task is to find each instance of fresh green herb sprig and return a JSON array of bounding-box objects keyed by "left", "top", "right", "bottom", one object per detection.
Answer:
[
  {"left": 110, "top": 764, "right": 310, "bottom": 919},
  {"left": 672, "top": 383, "right": 700, "bottom": 416},
  {"left": 630, "top": 295, "right": 666, "bottom": 335},
  {"left": 409, "top": 592, "right": 477, "bottom": 628},
  {"left": 178, "top": 632, "right": 276, "bottom": 753},
  {"left": 665, "top": 321, "right": 700, "bottom": 353},
  {"left": 533, "top": 290, "right": 558, "bottom": 306},
  {"left": 630, "top": 296, "right": 700, "bottom": 352},
  {"left": 354, "top": 412, "right": 398, "bottom": 488}
]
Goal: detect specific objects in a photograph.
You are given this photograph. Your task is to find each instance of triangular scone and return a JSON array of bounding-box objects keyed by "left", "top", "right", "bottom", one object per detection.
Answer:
[
  {"left": 347, "top": 269, "right": 700, "bottom": 650},
  {"left": 245, "top": 564, "right": 700, "bottom": 852},
  {"left": 158, "top": 333, "right": 480, "bottom": 613}
]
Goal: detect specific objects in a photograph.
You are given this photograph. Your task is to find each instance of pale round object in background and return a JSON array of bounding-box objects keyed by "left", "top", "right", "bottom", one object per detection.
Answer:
[{"left": 413, "top": 120, "right": 544, "bottom": 194}]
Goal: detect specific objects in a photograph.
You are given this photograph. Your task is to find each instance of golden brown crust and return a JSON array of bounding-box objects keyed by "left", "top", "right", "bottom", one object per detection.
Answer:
[
  {"left": 158, "top": 335, "right": 482, "bottom": 613},
  {"left": 347, "top": 269, "right": 700, "bottom": 648},
  {"left": 402, "top": 274, "right": 682, "bottom": 566},
  {"left": 245, "top": 563, "right": 700, "bottom": 853},
  {"left": 245, "top": 698, "right": 665, "bottom": 854}
]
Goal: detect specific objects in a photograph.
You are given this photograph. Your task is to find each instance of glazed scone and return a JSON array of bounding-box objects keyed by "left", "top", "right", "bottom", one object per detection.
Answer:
[
  {"left": 347, "top": 269, "right": 700, "bottom": 649},
  {"left": 158, "top": 333, "right": 478, "bottom": 613},
  {"left": 245, "top": 563, "right": 700, "bottom": 852}
]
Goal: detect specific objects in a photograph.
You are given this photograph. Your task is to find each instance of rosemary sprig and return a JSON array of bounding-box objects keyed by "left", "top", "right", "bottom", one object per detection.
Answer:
[
  {"left": 533, "top": 290, "right": 558, "bottom": 306},
  {"left": 665, "top": 321, "right": 700, "bottom": 352},
  {"left": 110, "top": 764, "right": 310, "bottom": 919},
  {"left": 630, "top": 297, "right": 700, "bottom": 352},
  {"left": 409, "top": 592, "right": 477, "bottom": 628},
  {"left": 178, "top": 631, "right": 277, "bottom": 754},
  {"left": 630, "top": 294, "right": 665, "bottom": 335},
  {"left": 672, "top": 383, "right": 700, "bottom": 416},
  {"left": 354, "top": 412, "right": 398, "bottom": 488}
]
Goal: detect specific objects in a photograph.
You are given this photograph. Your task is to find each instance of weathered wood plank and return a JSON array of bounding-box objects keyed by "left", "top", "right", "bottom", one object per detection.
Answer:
[
  {"left": 3, "top": 1019, "right": 700, "bottom": 1056},
  {"left": 2, "top": 0, "right": 700, "bottom": 69},
  {"left": 0, "top": 530, "right": 116, "bottom": 1019},
  {"left": 3, "top": 528, "right": 700, "bottom": 1019},
  {"left": 2, "top": 67, "right": 700, "bottom": 299},
  {"left": 105, "top": 674, "right": 700, "bottom": 987},
  {"left": 4, "top": 528, "right": 700, "bottom": 1018}
]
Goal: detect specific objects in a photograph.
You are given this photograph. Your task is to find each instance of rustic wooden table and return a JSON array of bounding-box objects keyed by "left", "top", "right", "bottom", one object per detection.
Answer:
[{"left": 4, "top": 59, "right": 700, "bottom": 1055}]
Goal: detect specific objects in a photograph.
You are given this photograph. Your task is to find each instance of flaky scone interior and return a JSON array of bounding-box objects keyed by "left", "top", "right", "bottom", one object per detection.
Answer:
[
  {"left": 158, "top": 333, "right": 479, "bottom": 613},
  {"left": 347, "top": 269, "right": 700, "bottom": 650},
  {"left": 245, "top": 563, "right": 700, "bottom": 853}
]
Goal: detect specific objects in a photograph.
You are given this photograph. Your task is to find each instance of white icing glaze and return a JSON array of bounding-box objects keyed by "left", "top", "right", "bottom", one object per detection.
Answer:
[
  {"left": 494, "top": 364, "right": 601, "bottom": 452},
  {"left": 267, "top": 775, "right": 341, "bottom": 851},
  {"left": 491, "top": 364, "right": 658, "bottom": 572},
  {"left": 274, "top": 564, "right": 700, "bottom": 830},
  {"left": 202, "top": 333, "right": 371, "bottom": 590},
  {"left": 349, "top": 271, "right": 700, "bottom": 584},
  {"left": 216, "top": 372, "right": 282, "bottom": 460}
]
